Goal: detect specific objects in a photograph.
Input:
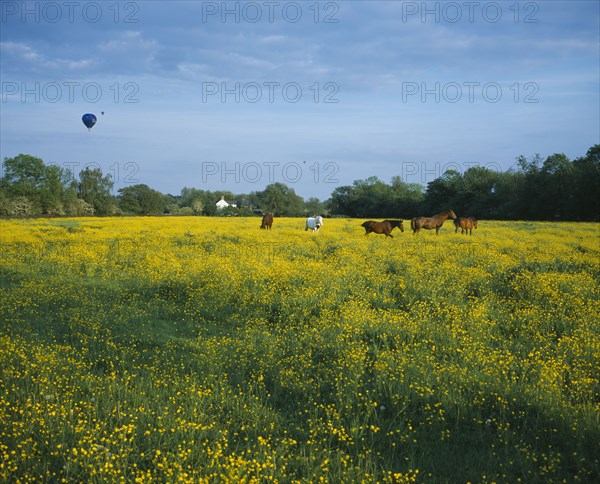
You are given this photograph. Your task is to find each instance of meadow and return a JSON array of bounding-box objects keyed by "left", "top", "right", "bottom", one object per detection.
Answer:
[{"left": 0, "top": 216, "right": 599, "bottom": 483}]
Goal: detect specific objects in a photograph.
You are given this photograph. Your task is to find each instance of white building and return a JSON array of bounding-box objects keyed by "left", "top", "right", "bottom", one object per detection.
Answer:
[{"left": 216, "top": 196, "right": 237, "bottom": 210}]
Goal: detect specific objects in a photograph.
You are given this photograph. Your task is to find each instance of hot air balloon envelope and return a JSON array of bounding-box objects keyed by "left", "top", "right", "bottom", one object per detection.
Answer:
[{"left": 82, "top": 113, "right": 97, "bottom": 130}]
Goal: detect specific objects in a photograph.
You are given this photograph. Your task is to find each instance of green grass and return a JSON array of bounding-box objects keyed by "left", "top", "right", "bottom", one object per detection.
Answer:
[{"left": 0, "top": 217, "right": 599, "bottom": 482}]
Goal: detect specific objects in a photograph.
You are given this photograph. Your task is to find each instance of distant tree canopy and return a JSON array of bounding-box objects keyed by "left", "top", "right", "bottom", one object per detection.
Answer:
[
  {"left": 118, "top": 184, "right": 166, "bottom": 215},
  {"left": 327, "top": 146, "right": 599, "bottom": 221},
  {"left": 329, "top": 176, "right": 425, "bottom": 218},
  {"left": 1, "top": 145, "right": 598, "bottom": 220},
  {"left": 419, "top": 146, "right": 600, "bottom": 220},
  {"left": 250, "top": 183, "right": 305, "bottom": 216},
  {"left": 0, "top": 154, "right": 98, "bottom": 216},
  {"left": 78, "top": 167, "right": 114, "bottom": 216}
]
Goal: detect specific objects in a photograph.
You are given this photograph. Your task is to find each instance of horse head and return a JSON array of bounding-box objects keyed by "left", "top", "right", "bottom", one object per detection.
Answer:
[{"left": 389, "top": 220, "right": 404, "bottom": 232}]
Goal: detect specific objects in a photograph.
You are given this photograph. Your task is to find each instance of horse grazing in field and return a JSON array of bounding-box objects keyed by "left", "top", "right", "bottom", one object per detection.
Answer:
[
  {"left": 454, "top": 217, "right": 478, "bottom": 235},
  {"left": 410, "top": 210, "right": 457, "bottom": 235},
  {"left": 361, "top": 220, "right": 404, "bottom": 238},
  {"left": 305, "top": 215, "right": 324, "bottom": 232},
  {"left": 260, "top": 213, "right": 274, "bottom": 230}
]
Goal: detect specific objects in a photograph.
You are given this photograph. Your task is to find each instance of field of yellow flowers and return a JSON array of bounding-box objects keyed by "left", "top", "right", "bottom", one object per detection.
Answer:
[{"left": 1, "top": 216, "right": 599, "bottom": 482}]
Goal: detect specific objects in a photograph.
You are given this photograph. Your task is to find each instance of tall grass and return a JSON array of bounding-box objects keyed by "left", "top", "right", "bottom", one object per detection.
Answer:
[{"left": 1, "top": 217, "right": 599, "bottom": 482}]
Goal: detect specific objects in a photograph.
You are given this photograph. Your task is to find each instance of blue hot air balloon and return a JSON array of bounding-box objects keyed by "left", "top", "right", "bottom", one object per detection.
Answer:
[{"left": 82, "top": 113, "right": 97, "bottom": 131}]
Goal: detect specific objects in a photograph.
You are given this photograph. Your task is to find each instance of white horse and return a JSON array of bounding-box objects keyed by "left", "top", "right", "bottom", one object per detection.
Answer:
[{"left": 305, "top": 215, "right": 324, "bottom": 232}]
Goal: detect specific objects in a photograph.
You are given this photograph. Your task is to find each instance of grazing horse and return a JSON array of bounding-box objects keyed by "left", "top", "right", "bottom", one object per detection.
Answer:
[
  {"left": 361, "top": 220, "right": 404, "bottom": 238},
  {"left": 411, "top": 210, "right": 457, "bottom": 235},
  {"left": 454, "top": 217, "right": 478, "bottom": 235},
  {"left": 260, "top": 213, "right": 274, "bottom": 230},
  {"left": 305, "top": 215, "right": 324, "bottom": 232}
]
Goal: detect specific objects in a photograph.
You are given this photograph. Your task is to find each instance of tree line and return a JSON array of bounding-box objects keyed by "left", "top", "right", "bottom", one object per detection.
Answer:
[
  {"left": 316, "top": 145, "right": 599, "bottom": 221},
  {"left": 0, "top": 154, "right": 321, "bottom": 217},
  {"left": 1, "top": 145, "right": 598, "bottom": 220}
]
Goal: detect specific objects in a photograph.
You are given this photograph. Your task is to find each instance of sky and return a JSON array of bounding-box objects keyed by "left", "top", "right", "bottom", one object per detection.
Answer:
[{"left": 1, "top": 0, "right": 599, "bottom": 200}]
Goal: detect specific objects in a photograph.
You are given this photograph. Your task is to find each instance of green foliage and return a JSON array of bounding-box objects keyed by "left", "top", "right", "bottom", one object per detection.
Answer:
[
  {"left": 330, "top": 176, "right": 424, "bottom": 218},
  {"left": 1, "top": 154, "right": 75, "bottom": 215},
  {"left": 2, "top": 145, "right": 599, "bottom": 220},
  {"left": 1, "top": 154, "right": 46, "bottom": 199},
  {"left": 251, "top": 182, "right": 305, "bottom": 216},
  {"left": 118, "top": 184, "right": 166, "bottom": 215},
  {"left": 179, "top": 187, "right": 219, "bottom": 215},
  {"left": 305, "top": 196, "right": 323, "bottom": 216},
  {"left": 78, "top": 167, "right": 114, "bottom": 216}
]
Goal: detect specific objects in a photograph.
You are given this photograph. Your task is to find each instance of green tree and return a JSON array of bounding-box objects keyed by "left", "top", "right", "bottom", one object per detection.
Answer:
[
  {"left": 252, "top": 183, "right": 304, "bottom": 216},
  {"left": 328, "top": 177, "right": 388, "bottom": 217},
  {"left": 515, "top": 154, "right": 544, "bottom": 219},
  {"left": 459, "top": 166, "right": 500, "bottom": 217},
  {"left": 305, "top": 197, "right": 323, "bottom": 216},
  {"left": 390, "top": 176, "right": 425, "bottom": 216},
  {"left": 491, "top": 170, "right": 526, "bottom": 219},
  {"left": 192, "top": 200, "right": 204, "bottom": 214},
  {"left": 571, "top": 145, "right": 600, "bottom": 220},
  {"left": 329, "top": 176, "right": 423, "bottom": 218},
  {"left": 352, "top": 176, "right": 396, "bottom": 217},
  {"left": 39, "top": 164, "right": 72, "bottom": 215},
  {"left": 1, "top": 154, "right": 45, "bottom": 195},
  {"left": 118, "top": 184, "right": 165, "bottom": 215},
  {"left": 539, "top": 153, "right": 573, "bottom": 219},
  {"left": 78, "top": 167, "right": 114, "bottom": 215},
  {"left": 1, "top": 154, "right": 78, "bottom": 216},
  {"left": 328, "top": 185, "right": 355, "bottom": 216},
  {"left": 1, "top": 154, "right": 46, "bottom": 211},
  {"left": 180, "top": 187, "right": 218, "bottom": 215},
  {"left": 235, "top": 194, "right": 256, "bottom": 216},
  {"left": 423, "top": 170, "right": 463, "bottom": 213}
]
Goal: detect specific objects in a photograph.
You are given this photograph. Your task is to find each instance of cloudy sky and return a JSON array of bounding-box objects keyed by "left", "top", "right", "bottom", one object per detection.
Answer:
[{"left": 1, "top": 0, "right": 598, "bottom": 200}]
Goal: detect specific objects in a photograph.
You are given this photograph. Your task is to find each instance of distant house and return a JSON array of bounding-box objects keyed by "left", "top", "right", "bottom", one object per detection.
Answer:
[{"left": 216, "top": 196, "right": 237, "bottom": 210}]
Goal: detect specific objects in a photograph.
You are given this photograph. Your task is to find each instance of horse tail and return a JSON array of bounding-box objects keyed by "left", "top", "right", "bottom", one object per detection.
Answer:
[{"left": 410, "top": 218, "right": 416, "bottom": 231}]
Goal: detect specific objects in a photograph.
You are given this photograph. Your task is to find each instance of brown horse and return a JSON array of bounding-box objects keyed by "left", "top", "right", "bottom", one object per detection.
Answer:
[
  {"left": 361, "top": 220, "right": 404, "bottom": 238},
  {"left": 260, "top": 213, "right": 273, "bottom": 230},
  {"left": 410, "top": 210, "right": 457, "bottom": 235},
  {"left": 454, "top": 217, "right": 478, "bottom": 235}
]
